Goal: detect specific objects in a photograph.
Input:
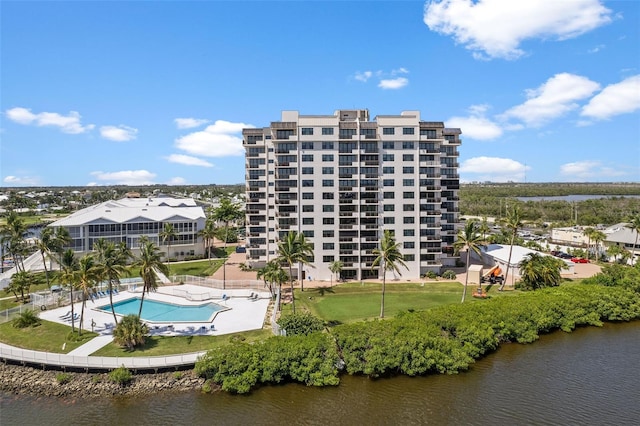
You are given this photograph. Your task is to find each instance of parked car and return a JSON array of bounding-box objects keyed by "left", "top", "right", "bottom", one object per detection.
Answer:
[
  {"left": 559, "top": 253, "right": 573, "bottom": 259},
  {"left": 571, "top": 257, "right": 589, "bottom": 263}
]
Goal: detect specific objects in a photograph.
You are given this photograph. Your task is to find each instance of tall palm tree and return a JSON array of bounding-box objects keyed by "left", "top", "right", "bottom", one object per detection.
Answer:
[
  {"left": 212, "top": 198, "right": 244, "bottom": 288},
  {"left": 625, "top": 214, "right": 640, "bottom": 265},
  {"left": 583, "top": 227, "right": 595, "bottom": 259},
  {"left": 276, "top": 231, "right": 314, "bottom": 314},
  {"left": 591, "top": 230, "right": 606, "bottom": 262},
  {"left": 34, "top": 227, "right": 56, "bottom": 289},
  {"left": 499, "top": 205, "right": 523, "bottom": 291},
  {"left": 9, "top": 270, "right": 35, "bottom": 303},
  {"left": 198, "top": 219, "right": 217, "bottom": 264},
  {"left": 329, "top": 260, "right": 343, "bottom": 287},
  {"left": 76, "top": 254, "right": 100, "bottom": 335},
  {"left": 256, "top": 259, "right": 279, "bottom": 297},
  {"left": 0, "top": 211, "right": 29, "bottom": 272},
  {"left": 372, "top": 230, "right": 408, "bottom": 319},
  {"left": 58, "top": 249, "right": 79, "bottom": 333},
  {"left": 453, "top": 221, "right": 484, "bottom": 303},
  {"left": 132, "top": 237, "right": 169, "bottom": 317},
  {"left": 159, "top": 223, "right": 176, "bottom": 277},
  {"left": 94, "top": 239, "right": 131, "bottom": 324},
  {"left": 258, "top": 260, "right": 287, "bottom": 310},
  {"left": 478, "top": 217, "right": 491, "bottom": 241}
]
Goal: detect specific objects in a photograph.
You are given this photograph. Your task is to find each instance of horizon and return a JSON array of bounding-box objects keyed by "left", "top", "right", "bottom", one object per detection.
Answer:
[{"left": 1, "top": 1, "right": 639, "bottom": 187}]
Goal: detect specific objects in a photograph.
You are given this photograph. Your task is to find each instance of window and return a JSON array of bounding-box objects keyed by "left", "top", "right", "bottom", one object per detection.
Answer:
[
  {"left": 323, "top": 243, "right": 335, "bottom": 250},
  {"left": 322, "top": 179, "right": 334, "bottom": 187},
  {"left": 276, "top": 129, "right": 294, "bottom": 139},
  {"left": 302, "top": 192, "right": 314, "bottom": 200},
  {"left": 383, "top": 179, "right": 395, "bottom": 187},
  {"left": 302, "top": 180, "right": 314, "bottom": 187},
  {"left": 323, "top": 218, "right": 335, "bottom": 225},
  {"left": 383, "top": 191, "right": 395, "bottom": 199},
  {"left": 403, "top": 166, "right": 414, "bottom": 173},
  {"left": 301, "top": 142, "right": 313, "bottom": 149},
  {"left": 322, "top": 127, "right": 334, "bottom": 135},
  {"left": 303, "top": 230, "right": 314, "bottom": 237},
  {"left": 322, "top": 154, "right": 334, "bottom": 161},
  {"left": 322, "top": 141, "right": 334, "bottom": 150},
  {"left": 302, "top": 154, "right": 314, "bottom": 161},
  {"left": 382, "top": 127, "right": 395, "bottom": 135},
  {"left": 301, "top": 128, "right": 313, "bottom": 136},
  {"left": 322, "top": 167, "right": 334, "bottom": 174},
  {"left": 382, "top": 166, "right": 394, "bottom": 173},
  {"left": 403, "top": 204, "right": 415, "bottom": 211},
  {"left": 384, "top": 204, "right": 395, "bottom": 211},
  {"left": 384, "top": 217, "right": 395, "bottom": 225},
  {"left": 302, "top": 167, "right": 314, "bottom": 174},
  {"left": 323, "top": 230, "right": 334, "bottom": 238},
  {"left": 382, "top": 154, "right": 395, "bottom": 161},
  {"left": 420, "top": 129, "right": 437, "bottom": 138},
  {"left": 382, "top": 141, "right": 395, "bottom": 149},
  {"left": 360, "top": 128, "right": 376, "bottom": 137},
  {"left": 404, "top": 254, "right": 415, "bottom": 261},
  {"left": 302, "top": 218, "right": 314, "bottom": 225},
  {"left": 323, "top": 192, "right": 334, "bottom": 200},
  {"left": 302, "top": 205, "right": 314, "bottom": 212},
  {"left": 402, "top": 127, "right": 415, "bottom": 135},
  {"left": 402, "top": 142, "right": 414, "bottom": 149},
  {"left": 403, "top": 154, "right": 414, "bottom": 161},
  {"left": 403, "top": 192, "right": 415, "bottom": 199},
  {"left": 403, "top": 229, "right": 415, "bottom": 237},
  {"left": 323, "top": 255, "right": 335, "bottom": 262},
  {"left": 403, "top": 179, "right": 414, "bottom": 186},
  {"left": 339, "top": 128, "right": 356, "bottom": 138},
  {"left": 404, "top": 241, "right": 415, "bottom": 249},
  {"left": 404, "top": 217, "right": 415, "bottom": 224},
  {"left": 323, "top": 205, "right": 334, "bottom": 212}
]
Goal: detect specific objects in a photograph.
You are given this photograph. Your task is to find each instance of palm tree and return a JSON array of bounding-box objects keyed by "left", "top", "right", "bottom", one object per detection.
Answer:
[
  {"left": 259, "top": 260, "right": 287, "bottom": 310},
  {"left": 132, "top": 237, "right": 169, "bottom": 317},
  {"left": 94, "top": 239, "right": 131, "bottom": 324},
  {"left": 159, "top": 223, "right": 177, "bottom": 277},
  {"left": 518, "top": 253, "right": 565, "bottom": 290},
  {"left": 0, "top": 211, "right": 29, "bottom": 272},
  {"left": 478, "top": 216, "right": 491, "bottom": 241},
  {"left": 198, "top": 219, "right": 217, "bottom": 264},
  {"left": 329, "top": 260, "right": 343, "bottom": 287},
  {"left": 34, "top": 227, "right": 56, "bottom": 289},
  {"left": 453, "top": 221, "right": 484, "bottom": 303},
  {"left": 58, "top": 249, "right": 79, "bottom": 333},
  {"left": 372, "top": 230, "right": 408, "bottom": 319},
  {"left": 606, "top": 244, "right": 624, "bottom": 264},
  {"left": 625, "top": 214, "right": 640, "bottom": 265},
  {"left": 583, "top": 227, "right": 595, "bottom": 259},
  {"left": 276, "top": 231, "right": 314, "bottom": 314},
  {"left": 499, "top": 205, "right": 523, "bottom": 291},
  {"left": 212, "top": 198, "right": 244, "bottom": 288},
  {"left": 9, "top": 270, "right": 35, "bottom": 303},
  {"left": 76, "top": 254, "right": 100, "bottom": 335},
  {"left": 256, "top": 260, "right": 279, "bottom": 297},
  {"left": 591, "top": 230, "right": 606, "bottom": 262},
  {"left": 113, "top": 314, "right": 149, "bottom": 351}
]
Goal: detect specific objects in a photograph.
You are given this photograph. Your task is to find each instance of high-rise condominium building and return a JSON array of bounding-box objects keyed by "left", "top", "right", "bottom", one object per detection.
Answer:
[{"left": 242, "top": 109, "right": 461, "bottom": 281}]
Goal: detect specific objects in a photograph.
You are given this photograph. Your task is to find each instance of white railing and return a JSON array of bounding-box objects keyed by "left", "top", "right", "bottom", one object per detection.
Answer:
[{"left": 173, "top": 275, "right": 263, "bottom": 290}]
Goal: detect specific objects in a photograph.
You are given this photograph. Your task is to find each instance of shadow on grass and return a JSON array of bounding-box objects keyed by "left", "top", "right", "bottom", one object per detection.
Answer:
[{"left": 312, "top": 287, "right": 336, "bottom": 297}]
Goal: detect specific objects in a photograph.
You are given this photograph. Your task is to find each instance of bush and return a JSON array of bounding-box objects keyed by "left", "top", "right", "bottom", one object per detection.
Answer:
[
  {"left": 109, "top": 365, "right": 133, "bottom": 386},
  {"left": 56, "top": 373, "right": 72, "bottom": 385},
  {"left": 441, "top": 270, "right": 457, "bottom": 280},
  {"left": 277, "top": 312, "right": 324, "bottom": 336},
  {"left": 423, "top": 271, "right": 438, "bottom": 279},
  {"left": 12, "top": 309, "right": 41, "bottom": 328},
  {"left": 173, "top": 371, "right": 183, "bottom": 380},
  {"left": 113, "top": 314, "right": 148, "bottom": 350}
]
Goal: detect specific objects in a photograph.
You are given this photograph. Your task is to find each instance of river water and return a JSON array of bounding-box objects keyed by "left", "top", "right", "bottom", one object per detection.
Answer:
[{"left": 2, "top": 321, "right": 639, "bottom": 425}]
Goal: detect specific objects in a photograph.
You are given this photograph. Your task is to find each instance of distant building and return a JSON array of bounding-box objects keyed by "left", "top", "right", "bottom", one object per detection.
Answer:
[
  {"left": 550, "top": 226, "right": 590, "bottom": 248},
  {"left": 604, "top": 223, "right": 640, "bottom": 264},
  {"left": 49, "top": 197, "right": 206, "bottom": 258}
]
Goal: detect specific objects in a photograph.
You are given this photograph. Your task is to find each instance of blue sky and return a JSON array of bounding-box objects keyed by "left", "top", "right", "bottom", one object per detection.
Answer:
[{"left": 1, "top": 0, "right": 639, "bottom": 187}]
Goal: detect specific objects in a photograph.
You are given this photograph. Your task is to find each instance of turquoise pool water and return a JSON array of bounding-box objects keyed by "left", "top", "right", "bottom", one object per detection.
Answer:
[{"left": 100, "top": 298, "right": 224, "bottom": 322}]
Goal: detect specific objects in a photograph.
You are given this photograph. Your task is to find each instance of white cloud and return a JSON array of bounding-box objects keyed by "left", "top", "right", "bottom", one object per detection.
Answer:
[
  {"left": 581, "top": 75, "right": 640, "bottom": 120},
  {"left": 5, "top": 107, "right": 94, "bottom": 134},
  {"left": 354, "top": 71, "right": 373, "bottom": 82},
  {"left": 89, "top": 170, "right": 156, "bottom": 185},
  {"left": 460, "top": 156, "right": 529, "bottom": 182},
  {"left": 174, "top": 118, "right": 210, "bottom": 129},
  {"left": 3, "top": 175, "right": 41, "bottom": 186},
  {"left": 424, "top": 0, "right": 612, "bottom": 60},
  {"left": 560, "top": 160, "right": 627, "bottom": 180},
  {"left": 175, "top": 120, "right": 252, "bottom": 157},
  {"left": 588, "top": 44, "right": 605, "bottom": 54},
  {"left": 446, "top": 104, "right": 502, "bottom": 140},
  {"left": 166, "top": 177, "right": 187, "bottom": 185},
  {"left": 391, "top": 67, "right": 409, "bottom": 75},
  {"left": 165, "top": 154, "right": 213, "bottom": 167},
  {"left": 100, "top": 125, "right": 138, "bottom": 142},
  {"left": 378, "top": 77, "right": 409, "bottom": 90},
  {"left": 501, "top": 73, "right": 600, "bottom": 126}
]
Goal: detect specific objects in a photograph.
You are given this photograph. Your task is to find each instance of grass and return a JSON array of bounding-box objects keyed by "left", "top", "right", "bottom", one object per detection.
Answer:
[
  {"left": 0, "top": 297, "right": 22, "bottom": 311},
  {"left": 281, "top": 281, "right": 502, "bottom": 323},
  {"left": 92, "top": 328, "right": 271, "bottom": 357},
  {"left": 0, "top": 319, "right": 98, "bottom": 353},
  {"left": 169, "top": 259, "right": 224, "bottom": 277}
]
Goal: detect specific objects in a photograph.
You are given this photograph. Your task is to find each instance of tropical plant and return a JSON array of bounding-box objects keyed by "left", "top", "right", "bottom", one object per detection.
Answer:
[
  {"left": 478, "top": 216, "right": 491, "bottom": 241},
  {"left": 159, "top": 222, "right": 176, "bottom": 275},
  {"left": 76, "top": 254, "right": 100, "bottom": 335},
  {"left": 372, "top": 230, "right": 408, "bottom": 318},
  {"left": 0, "top": 211, "right": 29, "bottom": 272},
  {"left": 591, "top": 230, "right": 606, "bottom": 262},
  {"left": 257, "top": 260, "right": 287, "bottom": 306},
  {"left": 606, "top": 244, "right": 625, "bottom": 264},
  {"left": 277, "top": 312, "right": 324, "bottom": 336},
  {"left": 94, "top": 239, "right": 131, "bottom": 324},
  {"left": 34, "top": 227, "right": 56, "bottom": 289},
  {"left": 329, "top": 260, "right": 343, "bottom": 287},
  {"left": 8, "top": 270, "right": 36, "bottom": 303},
  {"left": 212, "top": 198, "right": 244, "bottom": 287},
  {"left": 517, "top": 253, "right": 565, "bottom": 290},
  {"left": 131, "top": 237, "right": 169, "bottom": 317},
  {"left": 583, "top": 226, "right": 596, "bottom": 258},
  {"left": 499, "top": 204, "right": 523, "bottom": 291},
  {"left": 198, "top": 219, "right": 217, "bottom": 264},
  {"left": 276, "top": 231, "right": 314, "bottom": 314},
  {"left": 58, "top": 249, "right": 79, "bottom": 332},
  {"left": 109, "top": 365, "right": 134, "bottom": 385},
  {"left": 453, "top": 221, "right": 484, "bottom": 303},
  {"left": 112, "top": 314, "right": 149, "bottom": 351},
  {"left": 12, "top": 309, "right": 40, "bottom": 328},
  {"left": 624, "top": 214, "right": 640, "bottom": 265}
]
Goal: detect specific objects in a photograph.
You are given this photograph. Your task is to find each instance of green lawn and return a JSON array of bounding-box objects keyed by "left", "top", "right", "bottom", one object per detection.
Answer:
[
  {"left": 282, "top": 281, "right": 495, "bottom": 323},
  {"left": 168, "top": 259, "right": 224, "bottom": 277},
  {"left": 0, "top": 319, "right": 98, "bottom": 353},
  {"left": 92, "top": 328, "right": 271, "bottom": 357}
]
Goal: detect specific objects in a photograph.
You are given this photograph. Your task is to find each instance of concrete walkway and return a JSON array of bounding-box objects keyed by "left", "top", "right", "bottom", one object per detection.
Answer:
[{"left": 66, "top": 335, "right": 114, "bottom": 356}]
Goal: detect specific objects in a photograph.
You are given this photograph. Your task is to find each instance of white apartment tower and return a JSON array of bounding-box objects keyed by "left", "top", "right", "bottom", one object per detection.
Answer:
[{"left": 243, "top": 109, "right": 461, "bottom": 281}]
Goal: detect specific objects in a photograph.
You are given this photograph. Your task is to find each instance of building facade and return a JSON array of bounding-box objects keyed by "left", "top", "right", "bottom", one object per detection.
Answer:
[{"left": 243, "top": 109, "right": 461, "bottom": 281}]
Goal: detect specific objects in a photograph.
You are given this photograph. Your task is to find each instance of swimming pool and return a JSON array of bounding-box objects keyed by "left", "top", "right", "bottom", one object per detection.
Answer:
[{"left": 100, "top": 298, "right": 226, "bottom": 323}]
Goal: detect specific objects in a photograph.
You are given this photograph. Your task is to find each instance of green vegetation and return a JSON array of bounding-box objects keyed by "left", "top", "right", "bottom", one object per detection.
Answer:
[
  {"left": 0, "top": 319, "right": 97, "bottom": 353},
  {"left": 11, "top": 309, "right": 41, "bottom": 328},
  {"left": 196, "top": 283, "right": 640, "bottom": 393},
  {"left": 109, "top": 365, "right": 133, "bottom": 386},
  {"left": 56, "top": 372, "right": 72, "bottom": 384},
  {"left": 168, "top": 259, "right": 224, "bottom": 277},
  {"left": 277, "top": 312, "right": 325, "bottom": 336},
  {"left": 112, "top": 314, "right": 149, "bottom": 350}
]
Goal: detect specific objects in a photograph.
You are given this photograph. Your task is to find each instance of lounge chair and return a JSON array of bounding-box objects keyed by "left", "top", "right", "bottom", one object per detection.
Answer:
[
  {"left": 199, "top": 326, "right": 207, "bottom": 334},
  {"left": 251, "top": 293, "right": 259, "bottom": 301},
  {"left": 59, "top": 311, "right": 71, "bottom": 319},
  {"left": 210, "top": 324, "right": 216, "bottom": 332},
  {"left": 66, "top": 313, "right": 79, "bottom": 322},
  {"left": 113, "top": 288, "right": 119, "bottom": 295},
  {"left": 247, "top": 292, "right": 255, "bottom": 299}
]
